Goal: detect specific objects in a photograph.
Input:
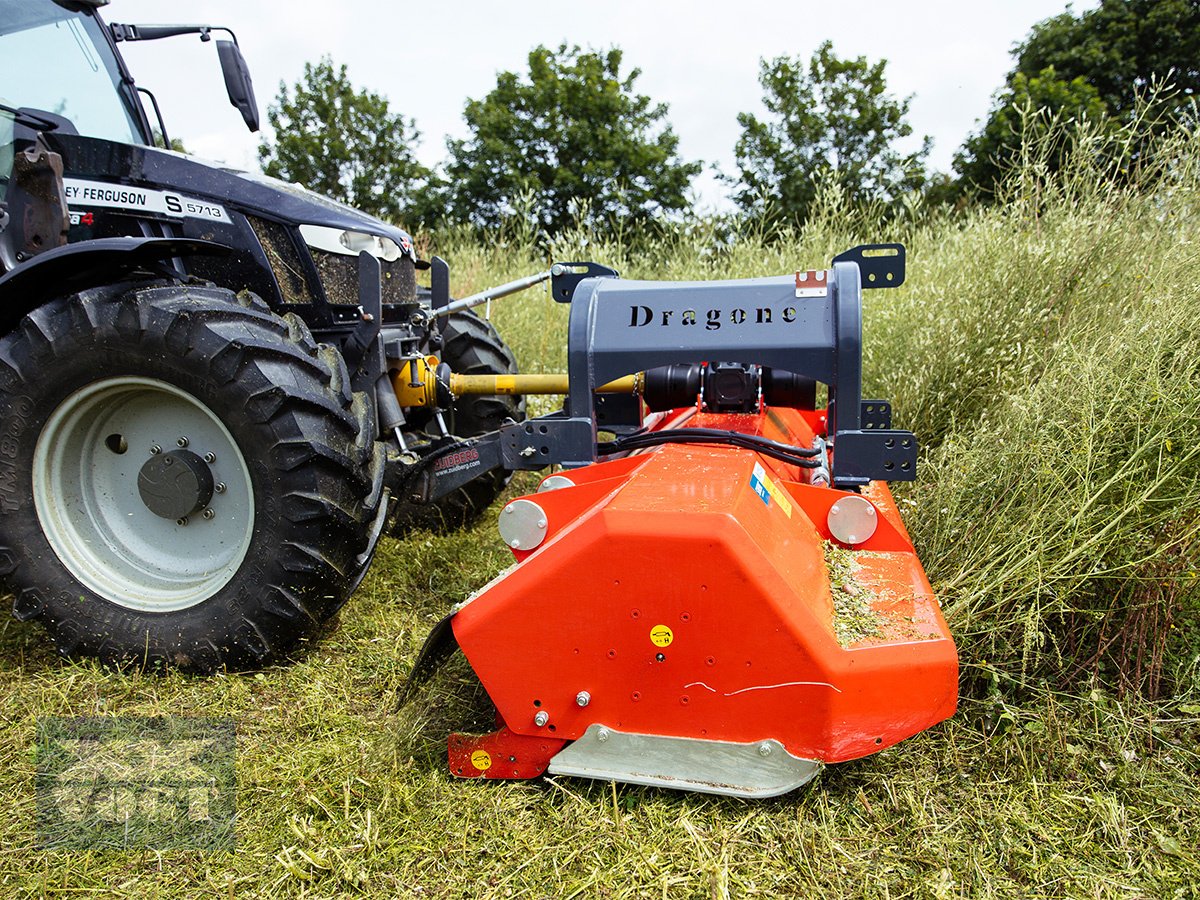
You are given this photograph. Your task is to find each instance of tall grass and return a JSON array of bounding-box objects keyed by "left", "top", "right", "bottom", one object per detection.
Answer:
[{"left": 422, "top": 116, "right": 1200, "bottom": 699}]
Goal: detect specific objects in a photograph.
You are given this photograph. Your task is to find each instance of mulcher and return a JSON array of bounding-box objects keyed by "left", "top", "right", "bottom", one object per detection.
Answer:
[{"left": 401, "top": 251, "right": 958, "bottom": 797}]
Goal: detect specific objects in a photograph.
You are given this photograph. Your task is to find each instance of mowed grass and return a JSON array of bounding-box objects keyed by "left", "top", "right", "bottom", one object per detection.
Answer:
[
  {"left": 2, "top": 550, "right": 1197, "bottom": 898},
  {"left": 2, "top": 122, "right": 1199, "bottom": 896}
]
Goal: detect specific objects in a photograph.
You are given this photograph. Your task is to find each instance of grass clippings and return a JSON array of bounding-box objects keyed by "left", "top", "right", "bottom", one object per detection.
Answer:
[{"left": 824, "top": 542, "right": 887, "bottom": 647}]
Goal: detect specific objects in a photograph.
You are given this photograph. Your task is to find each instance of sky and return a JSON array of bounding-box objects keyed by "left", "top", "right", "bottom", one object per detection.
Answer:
[{"left": 107, "top": 0, "right": 1095, "bottom": 212}]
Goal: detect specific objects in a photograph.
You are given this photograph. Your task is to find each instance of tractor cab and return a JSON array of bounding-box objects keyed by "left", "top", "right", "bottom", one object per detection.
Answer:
[{"left": 0, "top": 2, "right": 147, "bottom": 149}]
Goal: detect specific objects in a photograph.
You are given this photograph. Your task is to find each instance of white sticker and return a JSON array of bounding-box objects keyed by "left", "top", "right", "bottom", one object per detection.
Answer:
[{"left": 64, "top": 178, "right": 230, "bottom": 224}]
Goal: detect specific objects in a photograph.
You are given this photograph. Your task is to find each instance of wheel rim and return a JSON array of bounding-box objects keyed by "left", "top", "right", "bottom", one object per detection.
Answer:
[{"left": 33, "top": 377, "right": 255, "bottom": 613}]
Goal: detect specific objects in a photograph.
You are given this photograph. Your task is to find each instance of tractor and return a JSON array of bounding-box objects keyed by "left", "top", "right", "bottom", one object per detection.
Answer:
[{"left": 0, "top": 0, "right": 524, "bottom": 672}]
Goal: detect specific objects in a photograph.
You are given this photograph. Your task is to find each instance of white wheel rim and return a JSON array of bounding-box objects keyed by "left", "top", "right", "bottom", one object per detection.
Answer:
[{"left": 32, "top": 377, "right": 255, "bottom": 612}]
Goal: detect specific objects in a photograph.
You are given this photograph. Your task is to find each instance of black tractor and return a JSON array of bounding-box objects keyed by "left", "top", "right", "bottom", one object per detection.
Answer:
[{"left": 0, "top": 0, "right": 523, "bottom": 672}]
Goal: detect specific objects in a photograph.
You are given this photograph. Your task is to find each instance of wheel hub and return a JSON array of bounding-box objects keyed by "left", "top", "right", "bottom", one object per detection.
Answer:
[
  {"left": 33, "top": 376, "right": 254, "bottom": 612},
  {"left": 137, "top": 449, "right": 214, "bottom": 520}
]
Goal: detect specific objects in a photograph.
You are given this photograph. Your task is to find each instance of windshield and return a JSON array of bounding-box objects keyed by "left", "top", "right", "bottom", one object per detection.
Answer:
[
  {"left": 0, "top": 108, "right": 11, "bottom": 201},
  {"left": 0, "top": 1, "right": 144, "bottom": 145}
]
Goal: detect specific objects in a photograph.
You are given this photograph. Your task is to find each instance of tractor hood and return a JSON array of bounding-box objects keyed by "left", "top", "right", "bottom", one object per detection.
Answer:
[{"left": 46, "top": 132, "right": 418, "bottom": 259}]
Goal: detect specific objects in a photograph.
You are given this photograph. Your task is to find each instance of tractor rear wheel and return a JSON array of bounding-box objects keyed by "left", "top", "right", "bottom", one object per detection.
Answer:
[
  {"left": 388, "top": 309, "right": 524, "bottom": 534},
  {"left": 0, "top": 282, "right": 385, "bottom": 672}
]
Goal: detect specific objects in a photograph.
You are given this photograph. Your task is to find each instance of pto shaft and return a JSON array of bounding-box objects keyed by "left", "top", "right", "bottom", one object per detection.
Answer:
[{"left": 448, "top": 373, "right": 642, "bottom": 396}]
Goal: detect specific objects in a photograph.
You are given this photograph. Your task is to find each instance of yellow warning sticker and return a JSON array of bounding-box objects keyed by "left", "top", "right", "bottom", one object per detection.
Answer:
[
  {"left": 750, "top": 462, "right": 794, "bottom": 518},
  {"left": 650, "top": 625, "right": 674, "bottom": 647},
  {"left": 493, "top": 375, "right": 518, "bottom": 395},
  {"left": 470, "top": 750, "right": 492, "bottom": 771}
]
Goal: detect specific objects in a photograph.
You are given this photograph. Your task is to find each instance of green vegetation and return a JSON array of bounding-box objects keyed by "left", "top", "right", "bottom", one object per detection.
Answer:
[
  {"left": 256, "top": 1, "right": 1199, "bottom": 235},
  {"left": 2, "top": 119, "right": 1198, "bottom": 897},
  {"left": 732, "top": 42, "right": 928, "bottom": 226},
  {"left": 440, "top": 44, "right": 702, "bottom": 234},
  {"left": 956, "top": 0, "right": 1200, "bottom": 196},
  {"left": 258, "top": 57, "right": 431, "bottom": 223}
]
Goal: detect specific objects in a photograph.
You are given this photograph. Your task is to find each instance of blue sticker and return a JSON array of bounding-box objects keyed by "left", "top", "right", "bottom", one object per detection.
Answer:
[{"left": 750, "top": 470, "right": 771, "bottom": 507}]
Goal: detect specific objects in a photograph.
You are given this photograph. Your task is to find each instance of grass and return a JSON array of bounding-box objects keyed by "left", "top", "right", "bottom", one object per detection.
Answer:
[
  {"left": 2, "top": 120, "right": 1199, "bottom": 896},
  {"left": 3, "top": 565, "right": 1197, "bottom": 897}
]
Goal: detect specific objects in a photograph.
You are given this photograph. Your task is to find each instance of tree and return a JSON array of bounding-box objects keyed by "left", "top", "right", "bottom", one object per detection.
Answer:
[
  {"left": 1015, "top": 0, "right": 1198, "bottom": 119},
  {"left": 258, "top": 57, "right": 430, "bottom": 224},
  {"left": 732, "top": 42, "right": 929, "bottom": 226},
  {"left": 956, "top": 0, "right": 1200, "bottom": 195},
  {"left": 443, "top": 44, "right": 701, "bottom": 233},
  {"left": 954, "top": 68, "right": 1109, "bottom": 195}
]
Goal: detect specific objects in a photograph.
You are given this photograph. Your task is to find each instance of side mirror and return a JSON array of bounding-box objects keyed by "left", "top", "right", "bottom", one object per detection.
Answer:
[{"left": 216, "top": 40, "right": 259, "bottom": 133}]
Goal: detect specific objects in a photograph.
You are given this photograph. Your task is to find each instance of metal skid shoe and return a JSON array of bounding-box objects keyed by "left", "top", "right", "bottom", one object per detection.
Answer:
[{"left": 406, "top": 246, "right": 958, "bottom": 799}]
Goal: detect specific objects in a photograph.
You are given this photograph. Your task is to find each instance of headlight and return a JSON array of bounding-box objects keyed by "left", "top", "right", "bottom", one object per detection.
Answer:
[{"left": 299, "top": 224, "right": 404, "bottom": 262}]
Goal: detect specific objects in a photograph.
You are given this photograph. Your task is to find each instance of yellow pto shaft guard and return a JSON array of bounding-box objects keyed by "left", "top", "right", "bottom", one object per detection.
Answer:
[{"left": 448, "top": 372, "right": 642, "bottom": 397}]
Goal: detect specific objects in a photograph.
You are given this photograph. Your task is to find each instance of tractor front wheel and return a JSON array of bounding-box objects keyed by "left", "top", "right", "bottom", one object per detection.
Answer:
[{"left": 0, "top": 282, "right": 385, "bottom": 672}]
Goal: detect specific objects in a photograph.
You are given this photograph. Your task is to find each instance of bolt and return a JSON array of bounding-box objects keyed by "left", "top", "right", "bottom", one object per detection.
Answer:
[
  {"left": 504, "top": 505, "right": 514, "bottom": 514},
  {"left": 510, "top": 538, "right": 521, "bottom": 549},
  {"left": 534, "top": 711, "right": 549, "bottom": 727},
  {"left": 655, "top": 653, "right": 665, "bottom": 662},
  {"left": 866, "top": 506, "right": 876, "bottom": 516},
  {"left": 537, "top": 519, "right": 547, "bottom": 529},
  {"left": 176, "top": 517, "right": 188, "bottom": 526},
  {"left": 202, "top": 508, "right": 215, "bottom": 520},
  {"left": 203, "top": 452, "right": 216, "bottom": 463},
  {"left": 150, "top": 444, "right": 161, "bottom": 455},
  {"left": 520, "top": 447, "right": 536, "bottom": 458},
  {"left": 830, "top": 507, "right": 840, "bottom": 516},
  {"left": 596, "top": 727, "right": 610, "bottom": 743},
  {"left": 215, "top": 482, "right": 227, "bottom": 494},
  {"left": 758, "top": 743, "right": 773, "bottom": 758},
  {"left": 177, "top": 437, "right": 189, "bottom": 447},
  {"left": 575, "top": 691, "right": 591, "bottom": 708},
  {"left": 163, "top": 456, "right": 174, "bottom": 466},
  {"left": 551, "top": 263, "right": 565, "bottom": 277}
]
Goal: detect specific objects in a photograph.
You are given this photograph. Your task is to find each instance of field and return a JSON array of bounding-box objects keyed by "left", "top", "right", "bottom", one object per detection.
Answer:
[{"left": 1, "top": 128, "right": 1198, "bottom": 897}]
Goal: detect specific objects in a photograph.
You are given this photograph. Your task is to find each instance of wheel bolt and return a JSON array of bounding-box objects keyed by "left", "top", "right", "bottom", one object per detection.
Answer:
[
  {"left": 203, "top": 452, "right": 216, "bottom": 463},
  {"left": 215, "top": 483, "right": 226, "bottom": 494},
  {"left": 202, "top": 508, "right": 215, "bottom": 520},
  {"left": 177, "top": 437, "right": 189, "bottom": 447},
  {"left": 150, "top": 444, "right": 161, "bottom": 455},
  {"left": 176, "top": 517, "right": 188, "bottom": 526}
]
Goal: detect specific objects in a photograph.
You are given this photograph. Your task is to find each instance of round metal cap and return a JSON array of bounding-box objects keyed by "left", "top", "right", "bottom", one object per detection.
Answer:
[
  {"left": 537, "top": 474, "right": 576, "bottom": 493},
  {"left": 827, "top": 495, "right": 878, "bottom": 546},
  {"left": 498, "top": 498, "right": 549, "bottom": 550},
  {"left": 137, "top": 449, "right": 214, "bottom": 520}
]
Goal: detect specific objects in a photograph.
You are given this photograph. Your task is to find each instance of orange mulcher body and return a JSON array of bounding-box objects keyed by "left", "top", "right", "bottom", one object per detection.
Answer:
[{"left": 446, "top": 404, "right": 957, "bottom": 796}]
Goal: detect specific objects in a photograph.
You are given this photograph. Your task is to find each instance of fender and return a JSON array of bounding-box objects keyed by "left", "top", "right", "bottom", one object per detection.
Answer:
[{"left": 0, "top": 236, "right": 230, "bottom": 333}]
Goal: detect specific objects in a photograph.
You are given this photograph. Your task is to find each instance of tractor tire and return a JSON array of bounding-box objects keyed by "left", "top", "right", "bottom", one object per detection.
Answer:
[
  {"left": 388, "top": 309, "right": 524, "bottom": 534},
  {"left": 0, "top": 282, "right": 386, "bottom": 673}
]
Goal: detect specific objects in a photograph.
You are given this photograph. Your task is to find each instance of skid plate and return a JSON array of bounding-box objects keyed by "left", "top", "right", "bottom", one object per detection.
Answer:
[{"left": 547, "top": 725, "right": 821, "bottom": 798}]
